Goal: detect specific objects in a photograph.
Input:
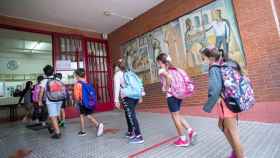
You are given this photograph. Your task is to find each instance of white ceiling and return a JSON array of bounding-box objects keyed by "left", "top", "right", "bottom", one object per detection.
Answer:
[
  {"left": 0, "top": 0, "right": 164, "bottom": 34},
  {"left": 0, "top": 28, "right": 52, "bottom": 55}
]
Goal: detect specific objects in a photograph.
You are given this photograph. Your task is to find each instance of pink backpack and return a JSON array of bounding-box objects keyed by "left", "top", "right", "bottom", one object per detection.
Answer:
[
  {"left": 32, "top": 84, "right": 41, "bottom": 103},
  {"left": 167, "top": 68, "right": 194, "bottom": 99}
]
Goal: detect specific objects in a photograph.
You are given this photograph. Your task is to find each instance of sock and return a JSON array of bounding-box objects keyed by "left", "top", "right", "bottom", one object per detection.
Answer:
[{"left": 180, "top": 135, "right": 186, "bottom": 141}]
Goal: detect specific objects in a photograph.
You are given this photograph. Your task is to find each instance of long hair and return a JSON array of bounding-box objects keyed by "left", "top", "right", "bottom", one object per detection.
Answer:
[{"left": 156, "top": 53, "right": 175, "bottom": 68}]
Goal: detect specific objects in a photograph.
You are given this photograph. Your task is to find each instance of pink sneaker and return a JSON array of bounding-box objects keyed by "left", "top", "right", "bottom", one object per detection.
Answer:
[
  {"left": 188, "top": 130, "right": 197, "bottom": 145},
  {"left": 174, "top": 138, "right": 190, "bottom": 147},
  {"left": 228, "top": 151, "right": 237, "bottom": 158}
]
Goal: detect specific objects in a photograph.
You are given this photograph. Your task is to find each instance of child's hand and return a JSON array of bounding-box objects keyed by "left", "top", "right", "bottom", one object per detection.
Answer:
[
  {"left": 115, "top": 102, "right": 121, "bottom": 110},
  {"left": 138, "top": 98, "right": 143, "bottom": 104}
]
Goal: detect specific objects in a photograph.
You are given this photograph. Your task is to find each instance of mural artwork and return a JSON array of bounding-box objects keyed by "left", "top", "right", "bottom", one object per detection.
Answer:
[{"left": 121, "top": 0, "right": 246, "bottom": 84}]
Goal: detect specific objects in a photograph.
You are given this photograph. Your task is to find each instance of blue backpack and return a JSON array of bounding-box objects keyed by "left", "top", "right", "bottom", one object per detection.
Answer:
[
  {"left": 123, "top": 71, "right": 143, "bottom": 99},
  {"left": 78, "top": 81, "right": 97, "bottom": 109}
]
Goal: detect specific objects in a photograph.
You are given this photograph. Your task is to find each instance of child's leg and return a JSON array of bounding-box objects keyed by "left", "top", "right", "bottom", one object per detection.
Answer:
[
  {"left": 61, "top": 109, "right": 66, "bottom": 121},
  {"left": 49, "top": 116, "right": 60, "bottom": 134},
  {"left": 128, "top": 99, "right": 141, "bottom": 136},
  {"left": 218, "top": 118, "right": 234, "bottom": 149},
  {"left": 171, "top": 112, "right": 185, "bottom": 136},
  {"left": 180, "top": 115, "right": 192, "bottom": 130},
  {"left": 123, "top": 99, "right": 133, "bottom": 134},
  {"left": 223, "top": 118, "right": 244, "bottom": 158},
  {"left": 80, "top": 114, "right": 85, "bottom": 132},
  {"left": 86, "top": 114, "right": 99, "bottom": 127}
]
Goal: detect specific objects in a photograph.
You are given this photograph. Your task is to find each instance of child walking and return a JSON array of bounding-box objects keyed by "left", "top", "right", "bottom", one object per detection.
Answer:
[
  {"left": 200, "top": 47, "right": 246, "bottom": 158},
  {"left": 156, "top": 53, "right": 197, "bottom": 147},
  {"left": 73, "top": 68, "right": 104, "bottom": 137}
]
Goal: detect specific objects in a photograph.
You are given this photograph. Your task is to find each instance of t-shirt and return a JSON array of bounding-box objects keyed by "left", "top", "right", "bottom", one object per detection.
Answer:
[
  {"left": 114, "top": 70, "right": 125, "bottom": 103},
  {"left": 74, "top": 79, "right": 85, "bottom": 102},
  {"left": 210, "top": 20, "right": 230, "bottom": 37},
  {"left": 39, "top": 76, "right": 54, "bottom": 102},
  {"left": 158, "top": 68, "right": 172, "bottom": 98},
  {"left": 23, "top": 89, "right": 32, "bottom": 105}
]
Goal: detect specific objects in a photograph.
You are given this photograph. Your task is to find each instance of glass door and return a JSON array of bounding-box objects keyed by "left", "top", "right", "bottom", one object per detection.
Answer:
[{"left": 86, "top": 39, "right": 113, "bottom": 111}]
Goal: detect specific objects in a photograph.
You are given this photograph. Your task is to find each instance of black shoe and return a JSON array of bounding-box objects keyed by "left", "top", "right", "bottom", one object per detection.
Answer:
[
  {"left": 78, "top": 131, "right": 87, "bottom": 136},
  {"left": 47, "top": 126, "right": 54, "bottom": 134},
  {"left": 51, "top": 133, "right": 61, "bottom": 139}
]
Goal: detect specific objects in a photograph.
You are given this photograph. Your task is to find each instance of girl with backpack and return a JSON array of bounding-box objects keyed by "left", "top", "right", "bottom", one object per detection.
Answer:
[
  {"left": 156, "top": 53, "right": 197, "bottom": 147},
  {"left": 32, "top": 75, "right": 48, "bottom": 126},
  {"left": 74, "top": 68, "right": 104, "bottom": 137},
  {"left": 200, "top": 47, "right": 246, "bottom": 158},
  {"left": 19, "top": 81, "right": 33, "bottom": 123},
  {"left": 114, "top": 59, "right": 145, "bottom": 144}
]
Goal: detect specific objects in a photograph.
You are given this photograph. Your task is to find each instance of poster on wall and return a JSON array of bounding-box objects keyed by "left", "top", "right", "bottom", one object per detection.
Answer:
[{"left": 121, "top": 0, "right": 246, "bottom": 84}]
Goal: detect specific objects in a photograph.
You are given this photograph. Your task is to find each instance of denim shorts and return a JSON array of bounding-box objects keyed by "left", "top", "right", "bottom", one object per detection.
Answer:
[
  {"left": 167, "top": 96, "right": 182, "bottom": 113},
  {"left": 46, "top": 99, "right": 62, "bottom": 117}
]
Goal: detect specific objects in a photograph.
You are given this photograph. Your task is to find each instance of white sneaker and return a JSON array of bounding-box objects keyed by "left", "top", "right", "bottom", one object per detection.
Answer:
[{"left": 96, "top": 123, "right": 104, "bottom": 137}]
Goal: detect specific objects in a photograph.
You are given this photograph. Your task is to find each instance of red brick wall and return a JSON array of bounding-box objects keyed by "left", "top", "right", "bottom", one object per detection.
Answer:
[{"left": 108, "top": 0, "right": 280, "bottom": 108}]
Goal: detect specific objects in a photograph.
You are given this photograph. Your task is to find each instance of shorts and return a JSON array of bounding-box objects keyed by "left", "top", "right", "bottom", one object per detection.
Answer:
[
  {"left": 46, "top": 99, "right": 62, "bottom": 117},
  {"left": 217, "top": 99, "right": 237, "bottom": 119},
  {"left": 167, "top": 96, "right": 182, "bottom": 113},
  {"left": 78, "top": 103, "right": 94, "bottom": 116}
]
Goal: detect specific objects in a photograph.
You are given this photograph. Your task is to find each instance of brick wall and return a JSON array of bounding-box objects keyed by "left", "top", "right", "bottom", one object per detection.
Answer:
[
  {"left": 0, "top": 15, "right": 102, "bottom": 38},
  {"left": 108, "top": 0, "right": 280, "bottom": 108}
]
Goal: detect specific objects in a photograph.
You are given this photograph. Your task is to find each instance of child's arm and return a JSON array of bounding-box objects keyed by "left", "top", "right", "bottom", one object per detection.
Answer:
[{"left": 159, "top": 69, "right": 172, "bottom": 92}]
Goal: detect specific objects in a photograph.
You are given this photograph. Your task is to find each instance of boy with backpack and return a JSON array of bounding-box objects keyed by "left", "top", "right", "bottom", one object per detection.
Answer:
[
  {"left": 156, "top": 53, "right": 197, "bottom": 147},
  {"left": 114, "top": 59, "right": 145, "bottom": 144},
  {"left": 55, "top": 73, "right": 67, "bottom": 127},
  {"left": 200, "top": 47, "right": 254, "bottom": 158},
  {"left": 73, "top": 68, "right": 104, "bottom": 137},
  {"left": 38, "top": 65, "right": 66, "bottom": 139}
]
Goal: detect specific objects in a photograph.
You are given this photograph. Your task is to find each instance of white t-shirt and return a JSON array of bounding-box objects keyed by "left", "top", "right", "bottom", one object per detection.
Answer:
[
  {"left": 211, "top": 20, "right": 229, "bottom": 37},
  {"left": 114, "top": 71, "right": 125, "bottom": 103}
]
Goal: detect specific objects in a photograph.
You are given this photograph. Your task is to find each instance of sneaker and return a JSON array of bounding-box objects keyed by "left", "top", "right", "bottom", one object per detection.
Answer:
[
  {"left": 96, "top": 123, "right": 104, "bottom": 137},
  {"left": 188, "top": 130, "right": 197, "bottom": 145},
  {"left": 51, "top": 133, "right": 61, "bottom": 139},
  {"left": 129, "top": 135, "right": 144, "bottom": 144},
  {"left": 174, "top": 138, "right": 190, "bottom": 147},
  {"left": 125, "top": 132, "right": 135, "bottom": 139},
  {"left": 59, "top": 121, "right": 65, "bottom": 128},
  {"left": 78, "top": 131, "right": 87, "bottom": 136},
  {"left": 47, "top": 126, "right": 54, "bottom": 134},
  {"left": 228, "top": 151, "right": 237, "bottom": 158}
]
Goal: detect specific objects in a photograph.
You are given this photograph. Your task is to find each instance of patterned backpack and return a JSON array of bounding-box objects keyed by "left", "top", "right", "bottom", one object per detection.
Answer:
[
  {"left": 167, "top": 67, "right": 194, "bottom": 99},
  {"left": 216, "top": 62, "right": 256, "bottom": 113}
]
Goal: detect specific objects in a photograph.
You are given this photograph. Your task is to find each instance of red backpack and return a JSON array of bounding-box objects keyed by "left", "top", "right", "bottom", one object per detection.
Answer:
[{"left": 46, "top": 78, "right": 66, "bottom": 102}]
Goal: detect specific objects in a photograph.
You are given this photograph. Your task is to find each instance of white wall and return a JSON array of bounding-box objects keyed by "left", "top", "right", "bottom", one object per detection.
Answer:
[{"left": 0, "top": 52, "right": 52, "bottom": 74}]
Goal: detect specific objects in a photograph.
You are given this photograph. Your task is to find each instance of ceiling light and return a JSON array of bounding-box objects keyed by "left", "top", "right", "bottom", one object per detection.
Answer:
[{"left": 104, "top": 10, "right": 133, "bottom": 21}]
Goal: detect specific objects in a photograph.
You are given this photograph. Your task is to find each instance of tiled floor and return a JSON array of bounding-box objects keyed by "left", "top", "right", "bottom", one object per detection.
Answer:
[
  {"left": 0, "top": 111, "right": 280, "bottom": 158},
  {"left": 139, "top": 101, "right": 280, "bottom": 123}
]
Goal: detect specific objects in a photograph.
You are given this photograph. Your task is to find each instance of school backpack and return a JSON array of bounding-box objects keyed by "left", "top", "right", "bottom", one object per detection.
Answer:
[
  {"left": 167, "top": 67, "right": 194, "bottom": 99},
  {"left": 32, "top": 84, "right": 41, "bottom": 103},
  {"left": 122, "top": 70, "right": 143, "bottom": 99},
  {"left": 215, "top": 62, "right": 256, "bottom": 113},
  {"left": 78, "top": 81, "right": 97, "bottom": 109},
  {"left": 46, "top": 78, "right": 67, "bottom": 102}
]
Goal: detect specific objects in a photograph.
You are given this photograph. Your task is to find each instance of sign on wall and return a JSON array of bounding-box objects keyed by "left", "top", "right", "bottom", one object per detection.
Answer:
[{"left": 121, "top": 0, "right": 246, "bottom": 84}]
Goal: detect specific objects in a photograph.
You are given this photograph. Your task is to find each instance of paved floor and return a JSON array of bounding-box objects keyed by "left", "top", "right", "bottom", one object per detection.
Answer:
[{"left": 0, "top": 111, "right": 280, "bottom": 158}]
